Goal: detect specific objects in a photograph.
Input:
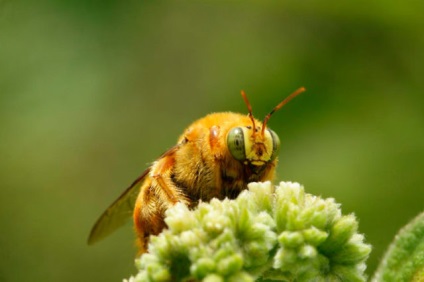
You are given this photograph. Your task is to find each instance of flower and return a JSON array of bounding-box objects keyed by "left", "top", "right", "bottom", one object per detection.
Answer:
[{"left": 126, "top": 181, "right": 371, "bottom": 282}]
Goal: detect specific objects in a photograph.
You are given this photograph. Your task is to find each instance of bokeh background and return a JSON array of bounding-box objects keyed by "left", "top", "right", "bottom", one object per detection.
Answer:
[{"left": 1, "top": 1, "right": 423, "bottom": 281}]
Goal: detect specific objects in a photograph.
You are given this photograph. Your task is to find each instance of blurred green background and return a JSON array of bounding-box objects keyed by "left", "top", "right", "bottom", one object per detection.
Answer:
[{"left": 1, "top": 1, "right": 423, "bottom": 281}]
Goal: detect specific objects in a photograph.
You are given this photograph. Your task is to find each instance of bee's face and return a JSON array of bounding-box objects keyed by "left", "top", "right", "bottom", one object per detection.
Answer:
[{"left": 227, "top": 125, "right": 280, "bottom": 166}]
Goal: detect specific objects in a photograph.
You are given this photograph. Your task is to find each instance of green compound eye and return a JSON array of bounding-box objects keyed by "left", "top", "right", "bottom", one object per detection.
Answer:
[
  {"left": 268, "top": 129, "right": 280, "bottom": 161},
  {"left": 227, "top": 127, "right": 246, "bottom": 161}
]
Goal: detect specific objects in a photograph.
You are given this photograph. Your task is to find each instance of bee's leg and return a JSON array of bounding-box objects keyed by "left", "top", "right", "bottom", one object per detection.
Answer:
[
  {"left": 133, "top": 153, "right": 186, "bottom": 254},
  {"left": 133, "top": 181, "right": 166, "bottom": 254},
  {"left": 151, "top": 153, "right": 186, "bottom": 205},
  {"left": 152, "top": 174, "right": 179, "bottom": 204}
]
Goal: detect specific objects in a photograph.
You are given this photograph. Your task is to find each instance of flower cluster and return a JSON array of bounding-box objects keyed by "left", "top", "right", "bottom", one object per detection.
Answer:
[{"left": 126, "top": 181, "right": 371, "bottom": 282}]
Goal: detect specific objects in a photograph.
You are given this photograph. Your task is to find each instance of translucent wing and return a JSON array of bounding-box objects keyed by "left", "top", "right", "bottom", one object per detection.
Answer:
[{"left": 87, "top": 168, "right": 151, "bottom": 245}]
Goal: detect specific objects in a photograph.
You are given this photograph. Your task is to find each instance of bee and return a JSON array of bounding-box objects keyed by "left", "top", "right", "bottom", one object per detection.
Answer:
[{"left": 88, "top": 87, "right": 305, "bottom": 253}]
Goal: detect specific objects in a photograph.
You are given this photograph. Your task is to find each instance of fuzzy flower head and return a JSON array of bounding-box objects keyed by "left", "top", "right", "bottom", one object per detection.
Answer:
[{"left": 126, "top": 181, "right": 371, "bottom": 282}]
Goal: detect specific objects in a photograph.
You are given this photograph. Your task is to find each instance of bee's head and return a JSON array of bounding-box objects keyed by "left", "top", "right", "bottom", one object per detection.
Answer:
[
  {"left": 227, "top": 87, "right": 305, "bottom": 166},
  {"left": 227, "top": 124, "right": 280, "bottom": 166}
]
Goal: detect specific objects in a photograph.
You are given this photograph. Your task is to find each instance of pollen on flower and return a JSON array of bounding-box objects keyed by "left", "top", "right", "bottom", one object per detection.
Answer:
[
  {"left": 280, "top": 181, "right": 301, "bottom": 189},
  {"left": 164, "top": 202, "right": 199, "bottom": 234}
]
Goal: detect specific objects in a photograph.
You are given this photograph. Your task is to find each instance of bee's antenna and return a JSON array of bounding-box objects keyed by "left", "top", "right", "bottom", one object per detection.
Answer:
[
  {"left": 261, "top": 87, "right": 306, "bottom": 136},
  {"left": 241, "top": 90, "right": 257, "bottom": 134}
]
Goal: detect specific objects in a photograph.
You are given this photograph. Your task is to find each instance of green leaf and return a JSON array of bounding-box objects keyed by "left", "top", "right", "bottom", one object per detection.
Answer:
[{"left": 372, "top": 211, "right": 424, "bottom": 282}]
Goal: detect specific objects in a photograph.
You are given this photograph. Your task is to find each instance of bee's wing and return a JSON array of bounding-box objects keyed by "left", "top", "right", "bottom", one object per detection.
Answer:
[{"left": 87, "top": 168, "right": 151, "bottom": 245}]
